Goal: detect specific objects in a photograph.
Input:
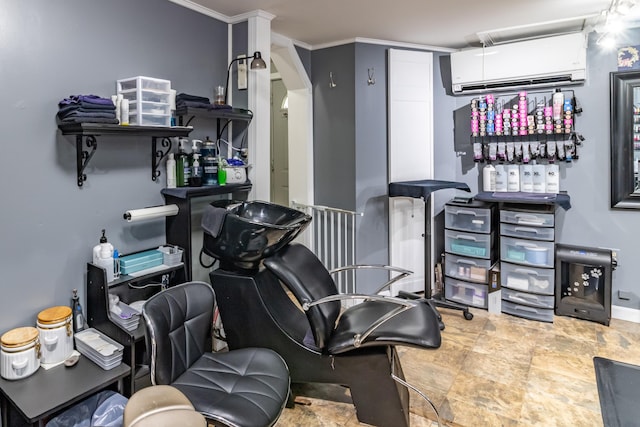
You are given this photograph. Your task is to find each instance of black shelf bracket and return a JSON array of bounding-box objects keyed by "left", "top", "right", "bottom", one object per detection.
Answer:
[
  {"left": 76, "top": 135, "right": 97, "bottom": 187},
  {"left": 152, "top": 137, "right": 173, "bottom": 181}
]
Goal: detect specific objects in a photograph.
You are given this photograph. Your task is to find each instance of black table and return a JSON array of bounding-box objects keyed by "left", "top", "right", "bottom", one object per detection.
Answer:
[
  {"left": 388, "top": 179, "right": 471, "bottom": 297},
  {"left": 0, "top": 356, "right": 129, "bottom": 426}
]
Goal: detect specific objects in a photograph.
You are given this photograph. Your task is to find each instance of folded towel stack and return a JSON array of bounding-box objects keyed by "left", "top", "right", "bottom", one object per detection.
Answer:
[
  {"left": 57, "top": 95, "right": 118, "bottom": 124},
  {"left": 176, "top": 93, "right": 231, "bottom": 110}
]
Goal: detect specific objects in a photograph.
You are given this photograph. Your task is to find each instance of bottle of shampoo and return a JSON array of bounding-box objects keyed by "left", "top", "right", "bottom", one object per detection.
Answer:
[
  {"left": 482, "top": 164, "right": 496, "bottom": 192},
  {"left": 71, "top": 289, "right": 86, "bottom": 333},
  {"left": 176, "top": 139, "right": 189, "bottom": 187},
  {"left": 520, "top": 164, "right": 534, "bottom": 192},
  {"left": 166, "top": 153, "right": 176, "bottom": 188}
]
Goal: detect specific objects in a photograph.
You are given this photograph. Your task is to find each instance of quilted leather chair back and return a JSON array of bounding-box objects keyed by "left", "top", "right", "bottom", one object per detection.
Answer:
[
  {"left": 263, "top": 243, "right": 341, "bottom": 351},
  {"left": 142, "top": 282, "right": 214, "bottom": 385}
]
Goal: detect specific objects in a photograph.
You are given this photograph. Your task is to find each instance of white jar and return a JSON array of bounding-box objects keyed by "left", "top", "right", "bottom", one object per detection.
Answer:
[
  {"left": 37, "top": 306, "right": 74, "bottom": 365},
  {"left": 1, "top": 327, "right": 41, "bottom": 380}
]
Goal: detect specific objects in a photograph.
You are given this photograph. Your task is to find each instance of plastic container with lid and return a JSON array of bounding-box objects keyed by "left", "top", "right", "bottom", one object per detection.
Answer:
[
  {"left": 1, "top": 326, "right": 41, "bottom": 380},
  {"left": 37, "top": 306, "right": 74, "bottom": 365}
]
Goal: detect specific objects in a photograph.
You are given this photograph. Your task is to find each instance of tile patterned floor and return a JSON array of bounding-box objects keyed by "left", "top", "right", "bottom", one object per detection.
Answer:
[{"left": 275, "top": 308, "right": 640, "bottom": 426}]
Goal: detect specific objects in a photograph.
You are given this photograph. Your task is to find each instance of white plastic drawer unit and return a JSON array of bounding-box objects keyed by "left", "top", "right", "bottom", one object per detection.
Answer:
[
  {"left": 501, "top": 287, "right": 554, "bottom": 309},
  {"left": 500, "top": 261, "right": 554, "bottom": 295},
  {"left": 444, "top": 203, "right": 494, "bottom": 234},
  {"left": 501, "top": 300, "right": 554, "bottom": 323},
  {"left": 445, "top": 229, "right": 495, "bottom": 259},
  {"left": 445, "top": 253, "right": 493, "bottom": 284},
  {"left": 121, "top": 89, "right": 172, "bottom": 104},
  {"left": 500, "top": 236, "right": 554, "bottom": 267},
  {"left": 444, "top": 277, "right": 488, "bottom": 309},
  {"left": 500, "top": 223, "right": 555, "bottom": 242},
  {"left": 500, "top": 209, "right": 554, "bottom": 228}
]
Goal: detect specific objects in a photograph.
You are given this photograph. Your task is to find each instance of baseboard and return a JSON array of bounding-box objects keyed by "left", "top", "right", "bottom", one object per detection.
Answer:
[{"left": 612, "top": 305, "right": 640, "bottom": 323}]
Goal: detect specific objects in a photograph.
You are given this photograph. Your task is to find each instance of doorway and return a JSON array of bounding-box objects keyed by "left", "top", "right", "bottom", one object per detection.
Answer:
[{"left": 270, "top": 75, "right": 289, "bottom": 206}]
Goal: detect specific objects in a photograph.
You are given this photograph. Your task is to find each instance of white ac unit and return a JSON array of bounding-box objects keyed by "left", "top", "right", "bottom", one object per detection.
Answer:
[{"left": 450, "top": 32, "right": 587, "bottom": 95}]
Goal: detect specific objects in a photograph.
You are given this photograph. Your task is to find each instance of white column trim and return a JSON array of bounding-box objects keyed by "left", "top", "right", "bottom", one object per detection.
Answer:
[{"left": 247, "top": 14, "right": 273, "bottom": 201}]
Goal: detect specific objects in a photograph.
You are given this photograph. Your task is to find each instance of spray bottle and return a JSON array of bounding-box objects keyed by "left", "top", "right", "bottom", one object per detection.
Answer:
[{"left": 176, "top": 139, "right": 190, "bottom": 187}]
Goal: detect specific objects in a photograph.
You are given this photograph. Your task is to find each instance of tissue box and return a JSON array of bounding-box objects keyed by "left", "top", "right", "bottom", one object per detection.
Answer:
[{"left": 119, "top": 250, "right": 163, "bottom": 275}]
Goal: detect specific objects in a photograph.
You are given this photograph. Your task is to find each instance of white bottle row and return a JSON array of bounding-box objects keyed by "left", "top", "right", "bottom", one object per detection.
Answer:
[{"left": 482, "top": 163, "right": 559, "bottom": 193}]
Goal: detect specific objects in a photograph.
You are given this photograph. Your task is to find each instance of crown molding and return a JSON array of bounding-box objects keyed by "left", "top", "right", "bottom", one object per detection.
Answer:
[{"left": 168, "top": 0, "right": 230, "bottom": 22}]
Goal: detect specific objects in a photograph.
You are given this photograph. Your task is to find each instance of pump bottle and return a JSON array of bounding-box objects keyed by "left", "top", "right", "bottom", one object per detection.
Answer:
[
  {"left": 176, "top": 139, "right": 190, "bottom": 187},
  {"left": 190, "top": 153, "right": 202, "bottom": 187},
  {"left": 92, "top": 229, "right": 114, "bottom": 283}
]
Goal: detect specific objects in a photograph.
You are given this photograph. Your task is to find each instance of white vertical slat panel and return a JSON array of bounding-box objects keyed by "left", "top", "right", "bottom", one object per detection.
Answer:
[{"left": 388, "top": 49, "right": 434, "bottom": 295}]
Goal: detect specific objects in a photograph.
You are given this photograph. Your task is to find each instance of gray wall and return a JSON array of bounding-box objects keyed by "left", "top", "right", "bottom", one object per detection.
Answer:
[
  {"left": 0, "top": 0, "right": 228, "bottom": 330},
  {"left": 311, "top": 44, "right": 356, "bottom": 211}
]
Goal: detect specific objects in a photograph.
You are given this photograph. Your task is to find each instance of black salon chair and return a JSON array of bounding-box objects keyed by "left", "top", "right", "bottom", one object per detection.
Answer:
[
  {"left": 261, "top": 243, "right": 442, "bottom": 426},
  {"left": 141, "top": 281, "right": 290, "bottom": 427}
]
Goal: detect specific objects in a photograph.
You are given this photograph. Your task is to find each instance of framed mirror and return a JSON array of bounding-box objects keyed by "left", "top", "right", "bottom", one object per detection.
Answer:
[{"left": 611, "top": 70, "right": 640, "bottom": 209}]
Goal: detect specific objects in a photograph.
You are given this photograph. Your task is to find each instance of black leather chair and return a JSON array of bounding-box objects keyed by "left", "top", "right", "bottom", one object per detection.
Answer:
[
  {"left": 210, "top": 243, "right": 442, "bottom": 427},
  {"left": 141, "top": 281, "right": 290, "bottom": 427}
]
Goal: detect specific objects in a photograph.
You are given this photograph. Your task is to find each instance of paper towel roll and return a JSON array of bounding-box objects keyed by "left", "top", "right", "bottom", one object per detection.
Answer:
[{"left": 123, "top": 205, "right": 179, "bottom": 222}]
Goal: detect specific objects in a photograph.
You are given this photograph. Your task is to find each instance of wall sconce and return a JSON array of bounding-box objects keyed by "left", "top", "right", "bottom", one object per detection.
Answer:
[{"left": 224, "top": 51, "right": 267, "bottom": 105}]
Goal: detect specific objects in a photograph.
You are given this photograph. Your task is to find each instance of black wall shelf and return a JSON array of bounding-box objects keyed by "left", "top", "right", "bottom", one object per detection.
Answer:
[{"left": 58, "top": 123, "right": 193, "bottom": 187}]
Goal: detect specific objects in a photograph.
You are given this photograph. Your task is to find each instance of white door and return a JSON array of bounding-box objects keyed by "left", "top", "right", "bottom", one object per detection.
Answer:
[{"left": 387, "top": 49, "right": 434, "bottom": 295}]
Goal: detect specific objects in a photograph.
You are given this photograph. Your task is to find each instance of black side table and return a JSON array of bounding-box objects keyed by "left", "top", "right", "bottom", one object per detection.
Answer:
[{"left": 0, "top": 356, "right": 129, "bottom": 426}]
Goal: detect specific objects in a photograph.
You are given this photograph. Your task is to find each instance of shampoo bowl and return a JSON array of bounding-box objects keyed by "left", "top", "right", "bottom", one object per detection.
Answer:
[{"left": 202, "top": 200, "right": 312, "bottom": 270}]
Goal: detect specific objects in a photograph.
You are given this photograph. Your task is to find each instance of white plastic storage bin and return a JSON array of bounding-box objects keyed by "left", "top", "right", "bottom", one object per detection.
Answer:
[
  {"left": 500, "top": 261, "right": 555, "bottom": 294},
  {"left": 500, "top": 236, "right": 554, "bottom": 267},
  {"left": 500, "top": 208, "right": 554, "bottom": 227},
  {"left": 445, "top": 229, "right": 495, "bottom": 259},
  {"left": 444, "top": 277, "right": 488, "bottom": 309},
  {"left": 445, "top": 253, "right": 493, "bottom": 283},
  {"left": 501, "top": 300, "right": 554, "bottom": 322},
  {"left": 129, "top": 101, "right": 172, "bottom": 116},
  {"left": 129, "top": 113, "right": 171, "bottom": 127},
  {"left": 444, "top": 203, "right": 494, "bottom": 234},
  {"left": 501, "top": 287, "right": 554, "bottom": 309},
  {"left": 117, "top": 76, "right": 171, "bottom": 93},
  {"left": 500, "top": 223, "right": 555, "bottom": 242}
]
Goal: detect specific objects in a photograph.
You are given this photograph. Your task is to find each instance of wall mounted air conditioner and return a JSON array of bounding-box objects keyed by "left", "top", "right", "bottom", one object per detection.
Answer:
[{"left": 450, "top": 32, "right": 587, "bottom": 95}]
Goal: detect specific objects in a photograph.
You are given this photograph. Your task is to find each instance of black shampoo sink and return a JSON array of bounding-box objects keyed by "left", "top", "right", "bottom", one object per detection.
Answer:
[{"left": 202, "top": 200, "right": 312, "bottom": 271}]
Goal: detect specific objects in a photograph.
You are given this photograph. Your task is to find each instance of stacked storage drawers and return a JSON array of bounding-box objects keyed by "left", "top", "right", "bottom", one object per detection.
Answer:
[
  {"left": 499, "top": 204, "right": 556, "bottom": 322},
  {"left": 117, "top": 76, "right": 172, "bottom": 126},
  {"left": 444, "top": 200, "right": 497, "bottom": 309}
]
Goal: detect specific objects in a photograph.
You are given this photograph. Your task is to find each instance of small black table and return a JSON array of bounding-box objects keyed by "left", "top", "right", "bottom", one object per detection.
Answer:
[
  {"left": 0, "top": 356, "right": 129, "bottom": 426},
  {"left": 389, "top": 180, "right": 473, "bottom": 324}
]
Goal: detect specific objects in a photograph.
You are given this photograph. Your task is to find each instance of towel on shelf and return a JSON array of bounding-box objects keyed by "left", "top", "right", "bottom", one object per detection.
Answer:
[
  {"left": 57, "top": 95, "right": 118, "bottom": 125},
  {"left": 176, "top": 93, "right": 211, "bottom": 104}
]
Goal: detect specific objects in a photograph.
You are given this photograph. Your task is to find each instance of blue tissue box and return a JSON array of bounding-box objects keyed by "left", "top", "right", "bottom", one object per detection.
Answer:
[{"left": 119, "top": 250, "right": 163, "bottom": 275}]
